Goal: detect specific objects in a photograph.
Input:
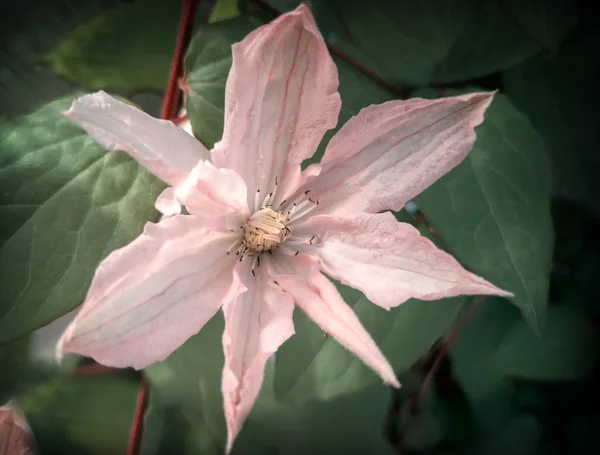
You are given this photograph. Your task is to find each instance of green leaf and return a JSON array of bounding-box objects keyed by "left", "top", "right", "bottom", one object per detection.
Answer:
[
  {"left": 275, "top": 286, "right": 464, "bottom": 404},
  {"left": 209, "top": 0, "right": 241, "bottom": 23},
  {"left": 0, "top": 338, "right": 32, "bottom": 403},
  {"left": 503, "top": 0, "right": 577, "bottom": 51},
  {"left": 415, "top": 93, "right": 553, "bottom": 334},
  {"left": 21, "top": 375, "right": 139, "bottom": 455},
  {"left": 491, "top": 305, "right": 599, "bottom": 381},
  {"left": 503, "top": 29, "right": 600, "bottom": 216},
  {"left": 146, "top": 324, "right": 396, "bottom": 454},
  {"left": 43, "top": 0, "right": 182, "bottom": 91},
  {"left": 185, "top": 15, "right": 264, "bottom": 148},
  {"left": 265, "top": 0, "right": 576, "bottom": 86},
  {"left": 142, "top": 389, "right": 217, "bottom": 455},
  {"left": 0, "top": 96, "right": 164, "bottom": 344},
  {"left": 450, "top": 299, "right": 522, "bottom": 403},
  {"left": 474, "top": 414, "right": 542, "bottom": 455},
  {"left": 0, "top": 0, "right": 128, "bottom": 117},
  {"left": 184, "top": 13, "right": 394, "bottom": 151}
]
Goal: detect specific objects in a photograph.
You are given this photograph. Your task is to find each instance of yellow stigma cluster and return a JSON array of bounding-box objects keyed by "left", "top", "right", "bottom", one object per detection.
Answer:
[{"left": 242, "top": 207, "right": 290, "bottom": 252}]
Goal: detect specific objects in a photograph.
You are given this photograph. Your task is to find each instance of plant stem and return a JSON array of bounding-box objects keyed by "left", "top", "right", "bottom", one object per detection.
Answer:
[
  {"left": 127, "top": 378, "right": 149, "bottom": 455},
  {"left": 127, "top": 2, "right": 200, "bottom": 454},
  {"left": 161, "top": 0, "right": 201, "bottom": 121}
]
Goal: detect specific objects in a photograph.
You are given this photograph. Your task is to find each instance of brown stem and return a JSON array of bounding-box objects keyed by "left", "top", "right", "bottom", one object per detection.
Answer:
[
  {"left": 418, "top": 296, "right": 484, "bottom": 403},
  {"left": 127, "top": 2, "right": 200, "bottom": 454},
  {"left": 161, "top": 0, "right": 201, "bottom": 121},
  {"left": 395, "top": 297, "right": 484, "bottom": 454},
  {"left": 127, "top": 378, "right": 149, "bottom": 455}
]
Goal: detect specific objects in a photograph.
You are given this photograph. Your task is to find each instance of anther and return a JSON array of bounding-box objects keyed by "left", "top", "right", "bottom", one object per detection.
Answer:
[
  {"left": 309, "top": 235, "right": 315, "bottom": 245},
  {"left": 257, "top": 256, "right": 260, "bottom": 267},
  {"left": 294, "top": 251, "right": 299, "bottom": 256}
]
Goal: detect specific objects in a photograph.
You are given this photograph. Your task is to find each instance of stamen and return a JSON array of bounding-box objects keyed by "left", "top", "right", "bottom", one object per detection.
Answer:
[
  {"left": 242, "top": 207, "right": 291, "bottom": 252},
  {"left": 254, "top": 189, "right": 261, "bottom": 212},
  {"left": 288, "top": 199, "right": 319, "bottom": 222}
]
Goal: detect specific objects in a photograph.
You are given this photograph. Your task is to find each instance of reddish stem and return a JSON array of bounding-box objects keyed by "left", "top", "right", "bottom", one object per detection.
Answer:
[
  {"left": 173, "top": 114, "right": 190, "bottom": 125},
  {"left": 127, "top": 378, "right": 149, "bottom": 455},
  {"left": 127, "top": 2, "right": 200, "bottom": 454},
  {"left": 161, "top": 0, "right": 201, "bottom": 121}
]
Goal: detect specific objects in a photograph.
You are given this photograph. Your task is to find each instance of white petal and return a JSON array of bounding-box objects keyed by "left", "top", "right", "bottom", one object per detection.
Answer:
[{"left": 63, "top": 91, "right": 209, "bottom": 186}]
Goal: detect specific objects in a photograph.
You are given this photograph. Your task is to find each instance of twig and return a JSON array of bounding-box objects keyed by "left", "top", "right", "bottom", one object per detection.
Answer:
[
  {"left": 395, "top": 296, "right": 485, "bottom": 454},
  {"left": 127, "top": 378, "right": 149, "bottom": 455},
  {"left": 161, "top": 0, "right": 201, "bottom": 121},
  {"left": 418, "top": 296, "right": 484, "bottom": 403},
  {"left": 127, "top": 2, "right": 200, "bottom": 454}
]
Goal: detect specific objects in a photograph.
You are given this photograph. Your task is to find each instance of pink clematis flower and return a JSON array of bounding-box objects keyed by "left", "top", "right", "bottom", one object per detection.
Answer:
[{"left": 57, "top": 4, "right": 512, "bottom": 452}]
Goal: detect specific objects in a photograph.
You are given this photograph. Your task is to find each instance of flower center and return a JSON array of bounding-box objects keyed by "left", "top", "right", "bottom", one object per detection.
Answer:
[{"left": 242, "top": 207, "right": 290, "bottom": 252}]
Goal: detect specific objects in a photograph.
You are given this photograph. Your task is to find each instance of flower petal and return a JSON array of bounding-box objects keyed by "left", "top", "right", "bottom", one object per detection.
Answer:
[
  {"left": 299, "top": 92, "right": 494, "bottom": 216},
  {"left": 175, "top": 160, "right": 248, "bottom": 231},
  {"left": 0, "top": 401, "right": 34, "bottom": 455},
  {"left": 272, "top": 258, "right": 399, "bottom": 388},
  {"left": 295, "top": 212, "right": 513, "bottom": 310},
  {"left": 57, "top": 216, "right": 242, "bottom": 369},
  {"left": 63, "top": 91, "right": 209, "bottom": 186},
  {"left": 222, "top": 263, "right": 295, "bottom": 453},
  {"left": 211, "top": 4, "right": 341, "bottom": 209},
  {"left": 155, "top": 187, "right": 182, "bottom": 218}
]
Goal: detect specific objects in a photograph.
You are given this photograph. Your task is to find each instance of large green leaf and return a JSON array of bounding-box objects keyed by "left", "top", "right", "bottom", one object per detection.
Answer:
[
  {"left": 491, "top": 305, "right": 599, "bottom": 381},
  {"left": 415, "top": 93, "right": 552, "bottom": 334},
  {"left": 44, "top": 0, "right": 184, "bottom": 91},
  {"left": 21, "top": 375, "right": 138, "bottom": 455},
  {"left": 145, "top": 320, "right": 396, "bottom": 455},
  {"left": 184, "top": 13, "right": 394, "bottom": 150},
  {"left": 503, "top": 28, "right": 600, "bottom": 216},
  {"left": 0, "top": 96, "right": 164, "bottom": 345},
  {"left": 450, "top": 298, "right": 523, "bottom": 404},
  {"left": 184, "top": 15, "right": 264, "bottom": 148},
  {"left": 0, "top": 0, "right": 129, "bottom": 117},
  {"left": 275, "top": 286, "right": 464, "bottom": 404},
  {"left": 452, "top": 300, "right": 598, "bottom": 403},
  {"left": 264, "top": 0, "right": 576, "bottom": 86}
]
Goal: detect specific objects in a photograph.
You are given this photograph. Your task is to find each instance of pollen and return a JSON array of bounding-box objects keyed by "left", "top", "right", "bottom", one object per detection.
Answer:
[{"left": 242, "top": 207, "right": 290, "bottom": 252}]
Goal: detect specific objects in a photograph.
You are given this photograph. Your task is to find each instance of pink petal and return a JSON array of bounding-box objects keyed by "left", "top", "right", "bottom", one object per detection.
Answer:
[
  {"left": 63, "top": 91, "right": 209, "bottom": 186},
  {"left": 272, "top": 258, "right": 399, "bottom": 388},
  {"left": 295, "top": 212, "right": 513, "bottom": 310},
  {"left": 298, "top": 92, "right": 494, "bottom": 216},
  {"left": 155, "top": 187, "right": 182, "bottom": 218},
  {"left": 222, "top": 263, "right": 295, "bottom": 453},
  {"left": 57, "top": 216, "right": 243, "bottom": 370},
  {"left": 0, "top": 401, "right": 34, "bottom": 455},
  {"left": 175, "top": 161, "right": 248, "bottom": 231},
  {"left": 211, "top": 4, "right": 341, "bottom": 208}
]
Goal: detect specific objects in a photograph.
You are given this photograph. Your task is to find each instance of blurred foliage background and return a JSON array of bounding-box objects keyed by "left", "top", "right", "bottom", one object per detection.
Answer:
[{"left": 1, "top": 0, "right": 599, "bottom": 454}]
